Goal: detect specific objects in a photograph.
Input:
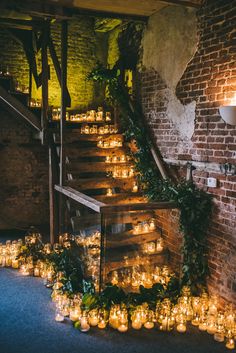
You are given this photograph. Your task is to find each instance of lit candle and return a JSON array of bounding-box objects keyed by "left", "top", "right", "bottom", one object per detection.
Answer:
[
  {"left": 106, "top": 188, "right": 113, "bottom": 197},
  {"left": 34, "top": 267, "right": 40, "bottom": 277},
  {"left": 118, "top": 324, "right": 128, "bottom": 333},
  {"left": 70, "top": 309, "right": 81, "bottom": 322},
  {"left": 80, "top": 316, "right": 90, "bottom": 332},
  {"left": 177, "top": 323, "right": 187, "bottom": 333},
  {"left": 226, "top": 337, "right": 235, "bottom": 350},
  {"left": 132, "top": 183, "right": 138, "bottom": 193},
  {"left": 149, "top": 219, "right": 156, "bottom": 231},
  {"left": 55, "top": 310, "right": 64, "bottom": 322},
  {"left": 144, "top": 321, "right": 154, "bottom": 329},
  {"left": 98, "top": 320, "right": 107, "bottom": 329},
  {"left": 12, "top": 259, "right": 19, "bottom": 269}
]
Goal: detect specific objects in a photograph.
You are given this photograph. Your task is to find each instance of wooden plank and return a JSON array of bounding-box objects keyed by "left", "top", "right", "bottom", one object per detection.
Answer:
[
  {"left": 59, "top": 20, "right": 68, "bottom": 232},
  {"left": 100, "top": 201, "right": 177, "bottom": 214},
  {"left": 106, "top": 230, "right": 161, "bottom": 248},
  {"left": 67, "top": 161, "right": 131, "bottom": 173},
  {"left": 48, "top": 35, "right": 71, "bottom": 107},
  {"left": 41, "top": 23, "right": 49, "bottom": 135},
  {"left": 67, "top": 177, "right": 134, "bottom": 190},
  {"left": 0, "top": 86, "right": 41, "bottom": 131},
  {"left": 66, "top": 146, "right": 126, "bottom": 158},
  {"left": 55, "top": 185, "right": 106, "bottom": 213},
  {"left": 49, "top": 134, "right": 59, "bottom": 244},
  {"left": 105, "top": 250, "right": 169, "bottom": 272}
]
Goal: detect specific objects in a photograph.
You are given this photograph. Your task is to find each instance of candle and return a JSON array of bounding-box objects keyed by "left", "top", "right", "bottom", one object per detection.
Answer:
[
  {"left": 34, "top": 267, "right": 40, "bottom": 277},
  {"left": 149, "top": 219, "right": 156, "bottom": 231},
  {"left": 12, "top": 259, "right": 19, "bottom": 269},
  {"left": 80, "top": 316, "right": 90, "bottom": 332},
  {"left": 106, "top": 188, "right": 113, "bottom": 197},
  {"left": 177, "top": 323, "right": 187, "bottom": 333},
  {"left": 132, "top": 183, "right": 138, "bottom": 193},
  {"left": 226, "top": 338, "right": 235, "bottom": 350},
  {"left": 132, "top": 320, "right": 142, "bottom": 330},
  {"left": 144, "top": 321, "right": 154, "bottom": 329},
  {"left": 55, "top": 310, "right": 64, "bottom": 322},
  {"left": 98, "top": 320, "right": 107, "bottom": 329},
  {"left": 118, "top": 324, "right": 128, "bottom": 333},
  {"left": 70, "top": 309, "right": 81, "bottom": 322}
]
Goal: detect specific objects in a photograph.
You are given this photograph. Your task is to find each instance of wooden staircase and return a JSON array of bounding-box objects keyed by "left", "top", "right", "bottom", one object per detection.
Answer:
[{"left": 52, "top": 111, "right": 172, "bottom": 288}]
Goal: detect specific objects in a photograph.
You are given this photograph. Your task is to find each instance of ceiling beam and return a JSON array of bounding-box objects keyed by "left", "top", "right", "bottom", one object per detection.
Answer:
[{"left": 159, "top": 0, "right": 202, "bottom": 8}]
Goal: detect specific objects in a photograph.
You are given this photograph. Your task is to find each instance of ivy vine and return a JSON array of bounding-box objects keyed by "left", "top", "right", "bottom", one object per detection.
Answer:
[{"left": 88, "top": 65, "right": 213, "bottom": 295}]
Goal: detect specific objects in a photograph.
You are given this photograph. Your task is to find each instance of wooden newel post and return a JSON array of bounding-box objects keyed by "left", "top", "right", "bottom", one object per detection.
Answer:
[{"left": 59, "top": 20, "right": 68, "bottom": 233}]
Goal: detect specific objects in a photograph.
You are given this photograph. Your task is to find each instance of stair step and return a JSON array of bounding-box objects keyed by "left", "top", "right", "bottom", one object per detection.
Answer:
[
  {"left": 66, "top": 177, "right": 133, "bottom": 189},
  {"left": 66, "top": 161, "right": 133, "bottom": 173},
  {"left": 105, "top": 250, "right": 169, "bottom": 272},
  {"left": 65, "top": 146, "right": 127, "bottom": 158},
  {"left": 106, "top": 230, "right": 162, "bottom": 248},
  {"left": 94, "top": 193, "right": 146, "bottom": 205}
]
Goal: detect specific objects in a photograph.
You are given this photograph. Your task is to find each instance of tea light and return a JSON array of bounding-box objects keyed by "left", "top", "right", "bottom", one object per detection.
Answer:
[
  {"left": 226, "top": 337, "right": 235, "bottom": 350},
  {"left": 70, "top": 308, "right": 81, "bottom": 322},
  {"left": 132, "top": 183, "right": 138, "bottom": 193},
  {"left": 106, "top": 112, "right": 111, "bottom": 121},
  {"left": 20, "top": 264, "right": 30, "bottom": 276},
  {"left": 177, "top": 323, "right": 187, "bottom": 333},
  {"left": 156, "top": 238, "right": 164, "bottom": 253},
  {"left": 98, "top": 320, "right": 107, "bottom": 329},
  {"left": 118, "top": 324, "right": 128, "bottom": 333},
  {"left": 144, "top": 321, "right": 154, "bottom": 329},
  {"left": 106, "top": 188, "right": 113, "bottom": 197},
  {"left": 149, "top": 219, "right": 156, "bottom": 231},
  {"left": 34, "top": 267, "right": 40, "bottom": 277},
  {"left": 55, "top": 310, "right": 64, "bottom": 322},
  {"left": 12, "top": 259, "right": 19, "bottom": 269},
  {"left": 132, "top": 320, "right": 142, "bottom": 330},
  {"left": 80, "top": 315, "right": 90, "bottom": 332}
]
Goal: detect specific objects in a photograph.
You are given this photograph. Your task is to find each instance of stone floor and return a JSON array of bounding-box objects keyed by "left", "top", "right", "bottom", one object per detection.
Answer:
[{"left": 0, "top": 232, "right": 229, "bottom": 353}]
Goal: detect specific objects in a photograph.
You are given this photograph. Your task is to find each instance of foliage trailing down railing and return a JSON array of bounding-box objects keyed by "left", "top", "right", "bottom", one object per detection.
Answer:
[{"left": 87, "top": 65, "right": 213, "bottom": 294}]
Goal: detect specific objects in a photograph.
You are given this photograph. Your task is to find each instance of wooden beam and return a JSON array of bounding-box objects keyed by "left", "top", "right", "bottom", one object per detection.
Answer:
[
  {"left": 59, "top": 20, "right": 68, "bottom": 233},
  {"left": 55, "top": 185, "right": 106, "bottom": 213},
  {"left": 41, "top": 23, "right": 49, "bottom": 136},
  {"left": 0, "top": 86, "right": 41, "bottom": 131},
  {"left": 49, "top": 134, "right": 59, "bottom": 244},
  {"left": 100, "top": 201, "right": 177, "bottom": 214},
  {"left": 159, "top": 0, "right": 202, "bottom": 7},
  {"left": 48, "top": 35, "right": 71, "bottom": 107}
]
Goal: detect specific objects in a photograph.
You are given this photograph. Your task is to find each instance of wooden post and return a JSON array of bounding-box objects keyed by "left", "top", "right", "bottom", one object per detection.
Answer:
[
  {"left": 49, "top": 139, "right": 59, "bottom": 243},
  {"left": 59, "top": 20, "right": 68, "bottom": 233},
  {"left": 41, "top": 22, "right": 49, "bottom": 142},
  {"left": 99, "top": 213, "right": 106, "bottom": 292}
]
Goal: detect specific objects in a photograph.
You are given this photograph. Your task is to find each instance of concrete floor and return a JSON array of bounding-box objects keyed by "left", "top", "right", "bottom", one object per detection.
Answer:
[{"left": 0, "top": 267, "right": 229, "bottom": 353}]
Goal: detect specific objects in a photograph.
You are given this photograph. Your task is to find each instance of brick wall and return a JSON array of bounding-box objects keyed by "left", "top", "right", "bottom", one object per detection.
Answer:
[
  {"left": 140, "top": 0, "right": 236, "bottom": 304},
  {"left": 0, "top": 108, "right": 49, "bottom": 230}
]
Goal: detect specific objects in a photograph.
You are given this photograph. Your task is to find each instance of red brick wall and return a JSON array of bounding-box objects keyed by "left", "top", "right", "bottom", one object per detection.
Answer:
[
  {"left": 0, "top": 109, "right": 49, "bottom": 230},
  {"left": 141, "top": 0, "right": 236, "bottom": 304}
]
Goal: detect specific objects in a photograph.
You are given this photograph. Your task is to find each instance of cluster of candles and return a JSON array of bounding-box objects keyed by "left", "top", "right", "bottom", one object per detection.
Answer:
[
  {"left": 52, "top": 107, "right": 112, "bottom": 123},
  {"left": 133, "top": 218, "right": 156, "bottom": 234},
  {"left": 29, "top": 98, "right": 41, "bottom": 108},
  {"left": 52, "top": 286, "right": 236, "bottom": 350},
  {"left": 1, "top": 234, "right": 236, "bottom": 349},
  {"left": 105, "top": 155, "right": 130, "bottom": 163},
  {"left": 97, "top": 137, "right": 123, "bottom": 149},
  {"left": 107, "top": 166, "right": 135, "bottom": 179},
  {"left": 80, "top": 124, "right": 118, "bottom": 135},
  {"left": 110, "top": 265, "right": 171, "bottom": 289},
  {"left": 142, "top": 238, "right": 164, "bottom": 254}
]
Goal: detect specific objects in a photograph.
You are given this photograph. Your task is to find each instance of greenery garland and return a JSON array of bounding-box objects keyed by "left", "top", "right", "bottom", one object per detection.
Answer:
[{"left": 88, "top": 65, "right": 213, "bottom": 294}]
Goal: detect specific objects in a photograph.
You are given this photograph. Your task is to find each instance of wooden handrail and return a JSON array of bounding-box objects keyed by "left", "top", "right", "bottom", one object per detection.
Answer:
[
  {"left": 55, "top": 185, "right": 106, "bottom": 213},
  {"left": 55, "top": 185, "right": 176, "bottom": 214},
  {"left": 0, "top": 86, "right": 41, "bottom": 131}
]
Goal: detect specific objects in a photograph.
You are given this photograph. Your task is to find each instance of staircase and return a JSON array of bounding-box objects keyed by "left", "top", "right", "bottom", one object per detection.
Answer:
[{"left": 52, "top": 109, "right": 172, "bottom": 290}]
